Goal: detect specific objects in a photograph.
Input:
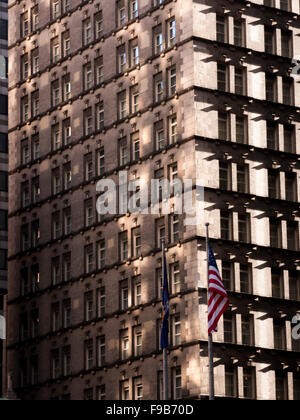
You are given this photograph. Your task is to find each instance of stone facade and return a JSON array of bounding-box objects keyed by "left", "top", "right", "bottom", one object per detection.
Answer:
[{"left": 5, "top": 0, "right": 300, "bottom": 400}]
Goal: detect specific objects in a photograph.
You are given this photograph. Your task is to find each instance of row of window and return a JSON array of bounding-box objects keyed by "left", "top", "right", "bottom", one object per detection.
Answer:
[
  {"left": 217, "top": 64, "right": 295, "bottom": 105},
  {"left": 220, "top": 210, "right": 300, "bottom": 250},
  {"left": 218, "top": 113, "right": 297, "bottom": 153},
  {"left": 20, "top": 1, "right": 166, "bottom": 41},
  {"left": 223, "top": 311, "right": 300, "bottom": 352},
  {"left": 219, "top": 161, "right": 298, "bottom": 202},
  {"left": 217, "top": 14, "right": 294, "bottom": 58},
  {"left": 20, "top": 65, "right": 176, "bottom": 125}
]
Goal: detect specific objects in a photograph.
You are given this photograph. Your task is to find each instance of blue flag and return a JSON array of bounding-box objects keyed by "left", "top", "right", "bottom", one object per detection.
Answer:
[{"left": 160, "top": 248, "right": 169, "bottom": 349}]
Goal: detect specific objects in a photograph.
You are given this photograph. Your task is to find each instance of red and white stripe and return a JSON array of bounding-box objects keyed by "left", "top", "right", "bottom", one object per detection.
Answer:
[{"left": 208, "top": 265, "right": 229, "bottom": 335}]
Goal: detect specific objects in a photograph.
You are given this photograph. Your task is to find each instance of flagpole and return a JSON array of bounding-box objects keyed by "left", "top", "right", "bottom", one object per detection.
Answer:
[
  {"left": 206, "top": 223, "right": 215, "bottom": 401},
  {"left": 162, "top": 239, "right": 169, "bottom": 401}
]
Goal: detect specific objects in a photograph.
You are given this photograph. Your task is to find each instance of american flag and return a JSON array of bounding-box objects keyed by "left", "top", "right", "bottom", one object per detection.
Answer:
[{"left": 208, "top": 246, "right": 229, "bottom": 336}]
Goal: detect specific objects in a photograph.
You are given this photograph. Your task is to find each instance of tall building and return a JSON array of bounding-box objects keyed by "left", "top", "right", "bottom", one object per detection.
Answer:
[
  {"left": 0, "top": 0, "right": 8, "bottom": 399},
  {"left": 5, "top": 0, "right": 300, "bottom": 400}
]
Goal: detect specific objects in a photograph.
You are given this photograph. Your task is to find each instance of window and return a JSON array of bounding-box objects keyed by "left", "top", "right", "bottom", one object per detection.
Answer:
[
  {"left": 63, "top": 118, "right": 71, "bottom": 145},
  {"left": 21, "top": 96, "right": 29, "bottom": 122},
  {"left": 220, "top": 211, "right": 233, "bottom": 241},
  {"left": 243, "top": 368, "right": 256, "bottom": 399},
  {"left": 95, "top": 101, "right": 105, "bottom": 132},
  {"left": 21, "top": 268, "right": 29, "bottom": 296},
  {"left": 62, "top": 346, "right": 71, "bottom": 376},
  {"left": 51, "top": 303, "right": 60, "bottom": 332},
  {"left": 240, "top": 264, "right": 253, "bottom": 294},
  {"left": 170, "top": 213, "right": 179, "bottom": 244},
  {"left": 133, "top": 327, "right": 142, "bottom": 357},
  {"left": 31, "top": 90, "right": 39, "bottom": 117},
  {"left": 272, "top": 269, "right": 284, "bottom": 298},
  {"left": 241, "top": 315, "right": 254, "bottom": 346},
  {"left": 62, "top": 30, "right": 70, "bottom": 57},
  {"left": 282, "top": 77, "right": 293, "bottom": 105},
  {"left": 21, "top": 139, "right": 29, "bottom": 165},
  {"left": 129, "top": 0, "right": 139, "bottom": 20},
  {"left": 84, "top": 389, "right": 93, "bottom": 401},
  {"left": 95, "top": 56, "right": 104, "bottom": 85},
  {"left": 84, "top": 108, "right": 93, "bottom": 136},
  {"left": 131, "top": 132, "right": 140, "bottom": 161},
  {"left": 216, "top": 15, "right": 228, "bottom": 43},
  {"left": 63, "top": 299, "right": 71, "bottom": 329},
  {"left": 167, "top": 18, "right": 176, "bottom": 47},
  {"left": 119, "top": 231, "right": 128, "bottom": 261},
  {"left": 52, "top": 211, "right": 61, "bottom": 240},
  {"left": 21, "top": 12, "right": 29, "bottom": 38},
  {"left": 172, "top": 367, "right": 182, "bottom": 400},
  {"left": 83, "top": 18, "right": 92, "bottom": 46},
  {"left": 287, "top": 221, "right": 299, "bottom": 251},
  {"left": 63, "top": 252, "right": 71, "bottom": 282},
  {"left": 31, "top": 48, "right": 39, "bottom": 74},
  {"left": 95, "top": 11, "right": 103, "bottom": 40},
  {"left": 281, "top": 30, "right": 292, "bottom": 58},
  {"left": 270, "top": 219, "right": 282, "bottom": 248},
  {"left": 235, "top": 67, "right": 246, "bottom": 95},
  {"left": 218, "top": 112, "right": 230, "bottom": 141},
  {"left": 265, "top": 27, "right": 276, "bottom": 54},
  {"left": 120, "top": 380, "right": 130, "bottom": 400},
  {"left": 217, "top": 64, "right": 228, "bottom": 92},
  {"left": 222, "top": 261, "right": 235, "bottom": 291},
  {"left": 118, "top": 91, "right": 127, "bottom": 120},
  {"left": 97, "top": 147, "right": 105, "bottom": 176},
  {"left": 117, "top": 44, "right": 127, "bottom": 73},
  {"left": 223, "top": 313, "right": 236, "bottom": 343},
  {"left": 97, "top": 240, "right": 106, "bottom": 270},
  {"left": 62, "top": 75, "right": 71, "bottom": 101},
  {"left": 132, "top": 227, "right": 141, "bottom": 257},
  {"left": 284, "top": 125, "right": 295, "bottom": 153},
  {"left": 154, "top": 120, "right": 165, "bottom": 151},
  {"left": 51, "top": 37, "right": 60, "bottom": 63},
  {"left": 154, "top": 73, "right": 164, "bottom": 102},
  {"left": 85, "top": 198, "right": 94, "bottom": 227},
  {"left": 51, "top": 349, "right": 60, "bottom": 379},
  {"left": 156, "top": 217, "right": 166, "bottom": 248},
  {"left": 51, "top": 80, "right": 60, "bottom": 107},
  {"left": 171, "top": 314, "right": 181, "bottom": 346},
  {"left": 130, "top": 85, "right": 139, "bottom": 114},
  {"left": 234, "top": 20, "right": 245, "bottom": 47},
  {"left": 133, "top": 377, "right": 143, "bottom": 400},
  {"left": 237, "top": 164, "right": 249, "bottom": 194},
  {"left": 120, "top": 329, "right": 130, "bottom": 360},
  {"left": 170, "top": 263, "right": 180, "bottom": 294},
  {"left": 276, "top": 372, "right": 288, "bottom": 400},
  {"left": 219, "top": 162, "right": 231, "bottom": 190},
  {"left": 268, "top": 170, "right": 280, "bottom": 199},
  {"left": 97, "top": 287, "right": 106, "bottom": 317},
  {"left": 63, "top": 162, "right": 72, "bottom": 190},
  {"left": 84, "top": 339, "right": 94, "bottom": 370},
  {"left": 97, "top": 385, "right": 106, "bottom": 400},
  {"left": 225, "top": 367, "right": 238, "bottom": 398},
  {"left": 97, "top": 336, "right": 105, "bottom": 367},
  {"left": 267, "top": 122, "right": 278, "bottom": 150},
  {"left": 153, "top": 24, "right": 163, "bottom": 54},
  {"left": 85, "top": 244, "right": 94, "bottom": 274},
  {"left": 280, "top": 0, "right": 291, "bottom": 11},
  {"left": 21, "top": 54, "right": 29, "bottom": 80},
  {"left": 120, "top": 280, "right": 129, "bottom": 310},
  {"left": 168, "top": 67, "right": 177, "bottom": 96},
  {"left": 117, "top": 0, "right": 127, "bottom": 26},
  {"left": 63, "top": 207, "right": 71, "bottom": 236},
  {"left": 133, "top": 277, "right": 142, "bottom": 306},
  {"left": 129, "top": 38, "right": 139, "bottom": 67},
  {"left": 289, "top": 271, "right": 300, "bottom": 301},
  {"left": 236, "top": 116, "right": 248, "bottom": 144},
  {"left": 168, "top": 115, "right": 177, "bottom": 144}
]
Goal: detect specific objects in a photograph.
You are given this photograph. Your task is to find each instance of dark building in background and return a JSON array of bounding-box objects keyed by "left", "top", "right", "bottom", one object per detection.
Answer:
[
  {"left": 5, "top": 0, "right": 300, "bottom": 401},
  {"left": 0, "top": 0, "right": 8, "bottom": 399}
]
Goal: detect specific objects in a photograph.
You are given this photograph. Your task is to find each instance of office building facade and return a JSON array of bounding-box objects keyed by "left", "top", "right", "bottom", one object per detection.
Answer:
[{"left": 5, "top": 0, "right": 300, "bottom": 400}]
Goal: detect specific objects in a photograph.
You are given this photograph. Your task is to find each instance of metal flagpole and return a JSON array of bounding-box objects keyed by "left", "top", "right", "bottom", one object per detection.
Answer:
[
  {"left": 206, "top": 223, "right": 215, "bottom": 401},
  {"left": 162, "top": 239, "right": 169, "bottom": 401}
]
